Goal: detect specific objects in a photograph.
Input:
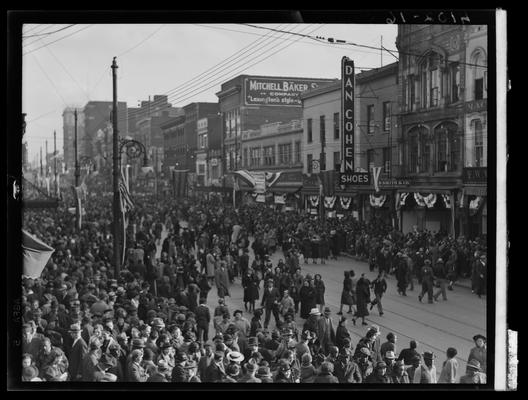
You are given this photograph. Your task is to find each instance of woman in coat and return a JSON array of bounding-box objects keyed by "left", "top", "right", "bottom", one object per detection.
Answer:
[
  {"left": 313, "top": 274, "right": 325, "bottom": 312},
  {"left": 353, "top": 273, "right": 371, "bottom": 326},
  {"left": 242, "top": 269, "right": 260, "bottom": 313},
  {"left": 337, "top": 270, "right": 355, "bottom": 315},
  {"left": 319, "top": 235, "right": 330, "bottom": 264},
  {"left": 310, "top": 235, "right": 321, "bottom": 264},
  {"left": 302, "top": 236, "right": 312, "bottom": 264},
  {"left": 299, "top": 280, "right": 317, "bottom": 319},
  {"left": 335, "top": 316, "right": 352, "bottom": 350}
]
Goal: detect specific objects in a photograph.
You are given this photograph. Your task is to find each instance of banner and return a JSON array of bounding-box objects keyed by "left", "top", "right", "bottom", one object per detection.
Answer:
[
  {"left": 414, "top": 193, "right": 437, "bottom": 208},
  {"left": 265, "top": 172, "right": 282, "bottom": 188},
  {"left": 253, "top": 171, "right": 266, "bottom": 194},
  {"left": 341, "top": 56, "right": 355, "bottom": 177},
  {"left": 441, "top": 194, "right": 451, "bottom": 209},
  {"left": 256, "top": 194, "right": 266, "bottom": 203},
  {"left": 23, "top": 230, "right": 54, "bottom": 279},
  {"left": 173, "top": 170, "right": 189, "bottom": 197},
  {"left": 274, "top": 194, "right": 286, "bottom": 204}
]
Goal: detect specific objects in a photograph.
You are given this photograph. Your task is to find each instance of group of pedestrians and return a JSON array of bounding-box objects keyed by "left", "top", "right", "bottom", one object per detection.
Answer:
[{"left": 20, "top": 188, "right": 487, "bottom": 384}]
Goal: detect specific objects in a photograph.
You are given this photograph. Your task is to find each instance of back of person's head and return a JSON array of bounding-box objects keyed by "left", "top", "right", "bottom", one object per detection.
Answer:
[
  {"left": 410, "top": 340, "right": 417, "bottom": 349},
  {"left": 446, "top": 347, "right": 458, "bottom": 358}
]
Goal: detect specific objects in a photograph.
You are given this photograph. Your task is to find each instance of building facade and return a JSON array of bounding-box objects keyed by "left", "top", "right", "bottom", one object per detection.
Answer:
[
  {"left": 216, "top": 74, "right": 336, "bottom": 180},
  {"left": 195, "top": 113, "right": 222, "bottom": 189},
  {"left": 396, "top": 24, "right": 487, "bottom": 237}
]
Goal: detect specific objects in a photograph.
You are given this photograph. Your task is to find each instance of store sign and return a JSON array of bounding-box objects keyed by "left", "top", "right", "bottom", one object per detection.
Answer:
[
  {"left": 340, "top": 57, "right": 356, "bottom": 185},
  {"left": 210, "top": 158, "right": 218, "bottom": 167},
  {"left": 253, "top": 171, "right": 266, "bottom": 193},
  {"left": 244, "top": 77, "right": 331, "bottom": 107},
  {"left": 378, "top": 177, "right": 411, "bottom": 187},
  {"left": 463, "top": 167, "right": 487, "bottom": 184}
]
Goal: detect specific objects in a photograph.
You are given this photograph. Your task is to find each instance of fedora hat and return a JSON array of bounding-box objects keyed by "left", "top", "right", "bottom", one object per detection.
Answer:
[
  {"left": 256, "top": 365, "right": 272, "bottom": 378},
  {"left": 226, "top": 351, "right": 244, "bottom": 363},
  {"left": 157, "top": 359, "right": 170, "bottom": 371},
  {"left": 384, "top": 351, "right": 396, "bottom": 360},
  {"left": 466, "top": 359, "right": 482, "bottom": 371},
  {"left": 131, "top": 338, "right": 146, "bottom": 348},
  {"left": 247, "top": 337, "right": 258, "bottom": 346},
  {"left": 68, "top": 323, "right": 82, "bottom": 332},
  {"left": 151, "top": 318, "right": 165, "bottom": 328},
  {"left": 309, "top": 308, "right": 321, "bottom": 316}
]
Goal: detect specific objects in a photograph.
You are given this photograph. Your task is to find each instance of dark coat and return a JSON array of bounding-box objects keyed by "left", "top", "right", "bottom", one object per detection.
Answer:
[
  {"left": 334, "top": 359, "right": 362, "bottom": 383},
  {"left": 67, "top": 337, "right": 88, "bottom": 381},
  {"left": 314, "top": 280, "right": 325, "bottom": 305},
  {"left": 299, "top": 286, "right": 317, "bottom": 319},
  {"left": 313, "top": 372, "right": 339, "bottom": 383},
  {"left": 242, "top": 273, "right": 260, "bottom": 302},
  {"left": 194, "top": 304, "right": 211, "bottom": 328},
  {"left": 335, "top": 325, "right": 352, "bottom": 349},
  {"left": 261, "top": 287, "right": 280, "bottom": 310},
  {"left": 355, "top": 278, "right": 371, "bottom": 318}
]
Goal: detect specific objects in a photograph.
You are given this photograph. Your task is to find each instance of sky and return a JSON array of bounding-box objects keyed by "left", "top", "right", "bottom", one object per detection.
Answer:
[{"left": 21, "top": 23, "right": 398, "bottom": 164}]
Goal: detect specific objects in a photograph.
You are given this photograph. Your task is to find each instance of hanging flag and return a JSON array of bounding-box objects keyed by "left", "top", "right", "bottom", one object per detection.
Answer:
[
  {"left": 233, "top": 176, "right": 240, "bottom": 192},
  {"left": 23, "top": 230, "right": 55, "bottom": 279},
  {"left": 73, "top": 186, "right": 83, "bottom": 229},
  {"left": 265, "top": 171, "right": 282, "bottom": 188},
  {"left": 232, "top": 170, "right": 257, "bottom": 188},
  {"left": 400, "top": 192, "right": 410, "bottom": 206},
  {"left": 441, "top": 194, "right": 451, "bottom": 209}
]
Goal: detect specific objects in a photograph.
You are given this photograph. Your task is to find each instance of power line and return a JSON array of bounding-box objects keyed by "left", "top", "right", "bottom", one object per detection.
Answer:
[
  {"left": 23, "top": 24, "right": 77, "bottom": 39},
  {"left": 23, "top": 25, "right": 94, "bottom": 56},
  {"left": 31, "top": 53, "right": 68, "bottom": 107},
  {"left": 121, "top": 23, "right": 301, "bottom": 122},
  {"left": 23, "top": 24, "right": 45, "bottom": 35},
  {"left": 27, "top": 109, "right": 59, "bottom": 123},
  {"left": 241, "top": 24, "right": 488, "bottom": 69},
  {"left": 118, "top": 24, "right": 167, "bottom": 58}
]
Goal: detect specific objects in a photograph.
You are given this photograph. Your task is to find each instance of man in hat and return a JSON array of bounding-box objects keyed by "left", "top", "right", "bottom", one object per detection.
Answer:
[
  {"left": 303, "top": 308, "right": 321, "bottom": 337},
  {"left": 147, "top": 359, "right": 170, "bottom": 382},
  {"left": 418, "top": 259, "right": 435, "bottom": 304},
  {"left": 468, "top": 334, "right": 487, "bottom": 374},
  {"left": 215, "top": 260, "right": 231, "bottom": 300},
  {"left": 222, "top": 363, "right": 241, "bottom": 383},
  {"left": 334, "top": 346, "right": 362, "bottom": 383},
  {"left": 317, "top": 306, "right": 336, "bottom": 354},
  {"left": 243, "top": 336, "right": 261, "bottom": 361},
  {"left": 233, "top": 309, "right": 251, "bottom": 354},
  {"left": 81, "top": 337, "right": 101, "bottom": 381},
  {"left": 127, "top": 349, "right": 148, "bottom": 382},
  {"left": 171, "top": 351, "right": 190, "bottom": 382},
  {"left": 380, "top": 332, "right": 398, "bottom": 361},
  {"left": 390, "top": 360, "right": 410, "bottom": 383},
  {"left": 459, "top": 359, "right": 486, "bottom": 384},
  {"left": 274, "top": 359, "right": 295, "bottom": 383},
  {"left": 354, "top": 347, "right": 373, "bottom": 381},
  {"left": 204, "top": 350, "right": 226, "bottom": 382},
  {"left": 473, "top": 254, "right": 487, "bottom": 298},
  {"left": 275, "top": 328, "right": 296, "bottom": 360},
  {"left": 365, "top": 361, "right": 391, "bottom": 383},
  {"left": 197, "top": 342, "right": 214, "bottom": 380},
  {"left": 93, "top": 353, "right": 118, "bottom": 382},
  {"left": 413, "top": 351, "right": 437, "bottom": 383},
  {"left": 67, "top": 322, "right": 88, "bottom": 381},
  {"left": 261, "top": 279, "right": 281, "bottom": 330},
  {"left": 41, "top": 350, "right": 69, "bottom": 381},
  {"left": 433, "top": 257, "right": 448, "bottom": 302},
  {"left": 195, "top": 298, "right": 211, "bottom": 344},
  {"left": 295, "top": 330, "right": 313, "bottom": 361},
  {"left": 383, "top": 350, "right": 397, "bottom": 376},
  {"left": 256, "top": 365, "right": 273, "bottom": 383},
  {"left": 36, "top": 337, "right": 69, "bottom": 376}
]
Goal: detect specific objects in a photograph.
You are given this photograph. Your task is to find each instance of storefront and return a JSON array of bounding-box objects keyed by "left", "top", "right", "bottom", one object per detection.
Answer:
[{"left": 460, "top": 167, "right": 487, "bottom": 239}]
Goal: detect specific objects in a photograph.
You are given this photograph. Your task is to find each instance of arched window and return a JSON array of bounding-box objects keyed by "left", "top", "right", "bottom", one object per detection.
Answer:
[
  {"left": 434, "top": 122, "right": 460, "bottom": 172},
  {"left": 409, "top": 129, "right": 419, "bottom": 173},
  {"left": 473, "top": 119, "right": 484, "bottom": 167},
  {"left": 419, "top": 51, "right": 442, "bottom": 109},
  {"left": 472, "top": 50, "right": 487, "bottom": 100}
]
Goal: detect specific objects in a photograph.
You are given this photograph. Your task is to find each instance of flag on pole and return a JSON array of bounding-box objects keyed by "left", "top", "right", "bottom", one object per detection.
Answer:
[
  {"left": 23, "top": 230, "right": 54, "bottom": 279},
  {"left": 119, "top": 167, "right": 134, "bottom": 266}
]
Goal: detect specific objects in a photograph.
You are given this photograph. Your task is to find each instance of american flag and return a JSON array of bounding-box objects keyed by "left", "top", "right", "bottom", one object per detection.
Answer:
[{"left": 119, "top": 168, "right": 134, "bottom": 213}]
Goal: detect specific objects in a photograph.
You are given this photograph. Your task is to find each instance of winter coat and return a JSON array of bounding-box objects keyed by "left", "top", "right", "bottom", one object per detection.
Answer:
[{"left": 314, "top": 280, "right": 325, "bottom": 305}]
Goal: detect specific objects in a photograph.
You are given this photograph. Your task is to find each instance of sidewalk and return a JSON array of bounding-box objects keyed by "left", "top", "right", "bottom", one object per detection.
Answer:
[{"left": 342, "top": 252, "right": 472, "bottom": 289}]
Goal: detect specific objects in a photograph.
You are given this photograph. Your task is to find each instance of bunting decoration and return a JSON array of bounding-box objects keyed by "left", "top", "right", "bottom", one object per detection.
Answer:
[
  {"left": 340, "top": 196, "right": 352, "bottom": 210},
  {"left": 274, "top": 194, "right": 286, "bottom": 204},
  {"left": 324, "top": 196, "right": 336, "bottom": 209},
  {"left": 458, "top": 190, "right": 465, "bottom": 208},
  {"left": 265, "top": 172, "right": 282, "bottom": 188},
  {"left": 413, "top": 193, "right": 437, "bottom": 208},
  {"left": 400, "top": 192, "right": 410, "bottom": 206},
  {"left": 369, "top": 194, "right": 387, "bottom": 208},
  {"left": 441, "top": 194, "right": 451, "bottom": 209},
  {"left": 119, "top": 167, "right": 134, "bottom": 266},
  {"left": 395, "top": 193, "right": 401, "bottom": 211},
  {"left": 73, "top": 185, "right": 83, "bottom": 229},
  {"left": 469, "top": 196, "right": 484, "bottom": 216},
  {"left": 309, "top": 196, "right": 320, "bottom": 207}
]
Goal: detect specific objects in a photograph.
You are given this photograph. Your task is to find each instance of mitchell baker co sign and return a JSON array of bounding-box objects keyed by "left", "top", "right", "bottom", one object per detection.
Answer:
[{"left": 244, "top": 77, "right": 334, "bottom": 107}]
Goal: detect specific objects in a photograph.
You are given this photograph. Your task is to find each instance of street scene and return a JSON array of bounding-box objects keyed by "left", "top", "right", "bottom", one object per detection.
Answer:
[{"left": 16, "top": 20, "right": 490, "bottom": 385}]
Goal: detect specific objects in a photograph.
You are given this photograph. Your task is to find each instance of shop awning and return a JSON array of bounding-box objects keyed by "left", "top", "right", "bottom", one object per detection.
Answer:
[{"left": 396, "top": 187, "right": 458, "bottom": 194}]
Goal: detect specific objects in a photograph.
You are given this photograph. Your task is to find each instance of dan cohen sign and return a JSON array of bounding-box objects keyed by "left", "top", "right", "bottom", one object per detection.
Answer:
[
  {"left": 244, "top": 77, "right": 332, "bottom": 107},
  {"left": 339, "top": 57, "right": 367, "bottom": 185}
]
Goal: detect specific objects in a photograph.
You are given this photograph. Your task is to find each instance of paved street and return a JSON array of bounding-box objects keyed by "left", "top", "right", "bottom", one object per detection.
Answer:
[{"left": 202, "top": 235, "right": 486, "bottom": 379}]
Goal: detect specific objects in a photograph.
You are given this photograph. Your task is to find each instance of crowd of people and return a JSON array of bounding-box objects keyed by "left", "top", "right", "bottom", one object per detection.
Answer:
[{"left": 20, "top": 189, "right": 488, "bottom": 384}]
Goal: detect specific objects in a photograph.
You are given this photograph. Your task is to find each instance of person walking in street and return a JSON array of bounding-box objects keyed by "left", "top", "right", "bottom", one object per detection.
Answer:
[
  {"left": 438, "top": 347, "right": 459, "bottom": 383},
  {"left": 335, "top": 316, "right": 352, "bottom": 350},
  {"left": 261, "top": 279, "right": 281, "bottom": 330},
  {"left": 214, "top": 261, "right": 230, "bottom": 300},
  {"left": 353, "top": 273, "right": 371, "bottom": 326},
  {"left": 468, "top": 334, "right": 487, "bottom": 374},
  {"left": 474, "top": 255, "right": 487, "bottom": 298},
  {"left": 433, "top": 258, "right": 448, "bottom": 302},
  {"left": 242, "top": 268, "right": 260, "bottom": 313},
  {"left": 317, "top": 307, "right": 336, "bottom": 355},
  {"left": 313, "top": 274, "right": 326, "bottom": 313},
  {"left": 395, "top": 253, "right": 409, "bottom": 296},
  {"left": 195, "top": 299, "right": 210, "bottom": 344},
  {"left": 299, "top": 279, "right": 317, "bottom": 320},
  {"left": 418, "top": 260, "right": 435, "bottom": 304},
  {"left": 370, "top": 272, "right": 387, "bottom": 317},
  {"left": 337, "top": 270, "right": 355, "bottom": 316}
]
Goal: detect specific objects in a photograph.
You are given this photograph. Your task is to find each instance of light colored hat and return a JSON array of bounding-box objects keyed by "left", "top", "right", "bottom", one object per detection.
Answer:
[
  {"left": 384, "top": 351, "right": 396, "bottom": 359},
  {"left": 309, "top": 308, "right": 321, "bottom": 316},
  {"left": 226, "top": 351, "right": 244, "bottom": 363},
  {"left": 466, "top": 359, "right": 482, "bottom": 371}
]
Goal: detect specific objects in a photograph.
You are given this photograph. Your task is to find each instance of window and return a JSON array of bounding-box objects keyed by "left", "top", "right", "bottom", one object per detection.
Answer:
[
  {"left": 420, "top": 135, "right": 430, "bottom": 173},
  {"left": 430, "top": 68, "right": 439, "bottom": 107},
  {"left": 434, "top": 122, "right": 459, "bottom": 172},
  {"left": 367, "top": 105, "right": 375, "bottom": 134},
  {"left": 198, "top": 164, "right": 205, "bottom": 174},
  {"left": 320, "top": 115, "right": 326, "bottom": 144},
  {"left": 382, "top": 102, "right": 391, "bottom": 132},
  {"left": 333, "top": 151, "right": 340, "bottom": 171},
  {"left": 211, "top": 165, "right": 219, "bottom": 179},
  {"left": 320, "top": 152, "right": 326, "bottom": 171},
  {"left": 263, "top": 145, "right": 275, "bottom": 166},
  {"left": 307, "top": 118, "right": 313, "bottom": 143},
  {"left": 294, "top": 141, "right": 301, "bottom": 163},
  {"left": 333, "top": 113, "right": 340, "bottom": 139},
  {"left": 250, "top": 147, "right": 261, "bottom": 167},
  {"left": 475, "top": 78, "right": 484, "bottom": 100},
  {"left": 307, "top": 154, "right": 313, "bottom": 173},
  {"left": 408, "top": 127, "right": 426, "bottom": 173},
  {"left": 383, "top": 147, "right": 391, "bottom": 173},
  {"left": 450, "top": 63, "right": 460, "bottom": 103},
  {"left": 243, "top": 148, "right": 248, "bottom": 167},
  {"left": 278, "top": 143, "right": 292, "bottom": 165},
  {"left": 198, "top": 133, "right": 208, "bottom": 149},
  {"left": 474, "top": 119, "right": 484, "bottom": 167},
  {"left": 366, "top": 149, "right": 375, "bottom": 173}
]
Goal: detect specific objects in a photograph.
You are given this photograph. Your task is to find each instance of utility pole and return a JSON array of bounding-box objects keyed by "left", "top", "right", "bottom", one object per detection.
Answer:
[
  {"left": 74, "top": 110, "right": 80, "bottom": 187},
  {"left": 112, "top": 57, "right": 121, "bottom": 279},
  {"left": 40, "top": 146, "right": 43, "bottom": 185},
  {"left": 381, "top": 35, "right": 383, "bottom": 67},
  {"left": 54, "top": 130, "right": 58, "bottom": 196},
  {"left": 45, "top": 140, "right": 48, "bottom": 177}
]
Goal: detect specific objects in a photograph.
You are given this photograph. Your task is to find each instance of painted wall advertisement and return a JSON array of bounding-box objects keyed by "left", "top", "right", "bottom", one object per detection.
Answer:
[{"left": 244, "top": 77, "right": 333, "bottom": 107}]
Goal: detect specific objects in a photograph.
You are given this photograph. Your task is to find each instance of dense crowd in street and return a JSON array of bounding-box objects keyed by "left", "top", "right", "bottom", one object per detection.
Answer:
[{"left": 20, "top": 190, "right": 488, "bottom": 384}]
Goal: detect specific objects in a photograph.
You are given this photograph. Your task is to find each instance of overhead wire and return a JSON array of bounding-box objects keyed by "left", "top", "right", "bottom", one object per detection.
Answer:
[
  {"left": 23, "top": 25, "right": 94, "bottom": 56},
  {"left": 23, "top": 24, "right": 77, "bottom": 39}
]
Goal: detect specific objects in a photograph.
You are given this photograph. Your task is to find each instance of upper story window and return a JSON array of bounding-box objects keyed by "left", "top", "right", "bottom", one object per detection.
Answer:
[
  {"left": 320, "top": 115, "right": 326, "bottom": 144},
  {"left": 473, "top": 119, "right": 485, "bottom": 167},
  {"left": 367, "top": 105, "right": 375, "bottom": 134},
  {"left": 407, "top": 126, "right": 429, "bottom": 174},
  {"left": 250, "top": 147, "right": 261, "bottom": 167},
  {"left": 382, "top": 102, "right": 391, "bottom": 132},
  {"left": 295, "top": 141, "right": 302, "bottom": 163},
  {"left": 278, "top": 143, "right": 292, "bottom": 165},
  {"left": 263, "top": 145, "right": 275, "bottom": 166},
  {"left": 449, "top": 62, "right": 460, "bottom": 103},
  {"left": 333, "top": 112, "right": 340, "bottom": 139},
  {"left": 307, "top": 118, "right": 313, "bottom": 143},
  {"left": 472, "top": 50, "right": 487, "bottom": 100},
  {"left": 419, "top": 51, "right": 442, "bottom": 109}
]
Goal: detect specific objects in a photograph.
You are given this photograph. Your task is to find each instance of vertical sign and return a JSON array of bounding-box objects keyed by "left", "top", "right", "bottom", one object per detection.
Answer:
[{"left": 341, "top": 57, "right": 355, "bottom": 175}]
